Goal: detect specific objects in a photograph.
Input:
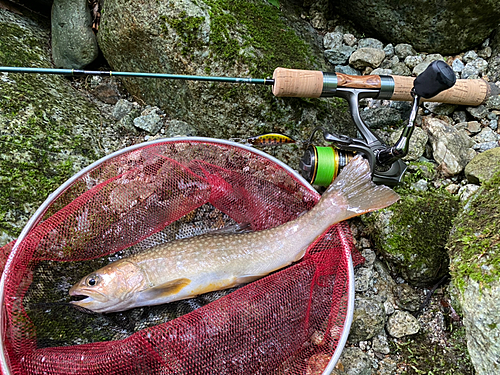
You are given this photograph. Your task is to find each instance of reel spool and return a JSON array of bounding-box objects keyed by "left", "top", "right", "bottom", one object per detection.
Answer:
[{"left": 300, "top": 146, "right": 355, "bottom": 186}]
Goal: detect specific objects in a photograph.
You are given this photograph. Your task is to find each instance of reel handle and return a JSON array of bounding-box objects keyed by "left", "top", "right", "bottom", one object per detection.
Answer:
[{"left": 272, "top": 67, "right": 497, "bottom": 106}]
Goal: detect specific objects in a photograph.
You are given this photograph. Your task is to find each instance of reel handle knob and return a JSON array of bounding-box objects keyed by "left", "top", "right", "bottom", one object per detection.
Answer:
[{"left": 413, "top": 60, "right": 456, "bottom": 98}]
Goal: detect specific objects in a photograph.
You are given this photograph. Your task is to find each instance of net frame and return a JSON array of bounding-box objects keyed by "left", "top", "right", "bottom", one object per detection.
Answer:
[{"left": 0, "top": 137, "right": 355, "bottom": 375}]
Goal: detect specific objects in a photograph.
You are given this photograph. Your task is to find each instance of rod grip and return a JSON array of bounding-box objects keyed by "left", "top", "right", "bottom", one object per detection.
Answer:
[
  {"left": 272, "top": 68, "right": 323, "bottom": 98},
  {"left": 390, "top": 75, "right": 494, "bottom": 106}
]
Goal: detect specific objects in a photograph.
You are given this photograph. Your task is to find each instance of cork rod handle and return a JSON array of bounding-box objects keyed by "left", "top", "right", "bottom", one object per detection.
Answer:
[{"left": 272, "top": 67, "right": 494, "bottom": 106}]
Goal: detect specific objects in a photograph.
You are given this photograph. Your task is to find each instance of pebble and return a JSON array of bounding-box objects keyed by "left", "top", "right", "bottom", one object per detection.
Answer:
[
  {"left": 458, "top": 184, "right": 481, "bottom": 201},
  {"left": 386, "top": 310, "right": 420, "bottom": 338},
  {"left": 349, "top": 48, "right": 386, "bottom": 69}
]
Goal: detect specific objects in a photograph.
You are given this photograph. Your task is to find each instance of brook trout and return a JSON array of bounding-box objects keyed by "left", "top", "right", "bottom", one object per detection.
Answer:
[{"left": 70, "top": 155, "right": 399, "bottom": 313}]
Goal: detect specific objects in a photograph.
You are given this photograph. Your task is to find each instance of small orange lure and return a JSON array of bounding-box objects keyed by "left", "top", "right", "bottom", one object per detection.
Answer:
[{"left": 247, "top": 133, "right": 296, "bottom": 146}]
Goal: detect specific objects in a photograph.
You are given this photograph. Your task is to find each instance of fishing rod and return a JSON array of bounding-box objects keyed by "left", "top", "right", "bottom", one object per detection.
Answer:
[
  {"left": 0, "top": 66, "right": 274, "bottom": 86},
  {"left": 0, "top": 63, "right": 494, "bottom": 186}
]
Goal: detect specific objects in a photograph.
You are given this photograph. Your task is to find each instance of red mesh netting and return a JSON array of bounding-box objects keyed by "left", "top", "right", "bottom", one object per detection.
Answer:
[{"left": 0, "top": 139, "right": 361, "bottom": 375}]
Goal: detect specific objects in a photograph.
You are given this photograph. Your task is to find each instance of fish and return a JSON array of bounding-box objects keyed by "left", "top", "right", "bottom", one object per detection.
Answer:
[{"left": 69, "top": 155, "right": 399, "bottom": 313}]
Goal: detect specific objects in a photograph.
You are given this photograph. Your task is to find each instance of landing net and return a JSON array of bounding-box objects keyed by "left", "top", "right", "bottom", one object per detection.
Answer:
[{"left": 0, "top": 138, "right": 360, "bottom": 375}]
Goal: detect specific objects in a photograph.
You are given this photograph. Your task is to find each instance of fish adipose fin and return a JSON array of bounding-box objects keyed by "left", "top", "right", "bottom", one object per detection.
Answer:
[
  {"left": 140, "top": 278, "right": 191, "bottom": 300},
  {"left": 324, "top": 155, "right": 400, "bottom": 220}
]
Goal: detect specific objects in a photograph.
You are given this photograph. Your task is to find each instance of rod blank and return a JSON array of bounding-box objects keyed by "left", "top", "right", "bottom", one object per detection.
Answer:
[{"left": 0, "top": 66, "right": 275, "bottom": 86}]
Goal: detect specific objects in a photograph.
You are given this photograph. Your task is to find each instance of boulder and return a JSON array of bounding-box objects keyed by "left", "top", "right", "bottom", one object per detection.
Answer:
[
  {"left": 447, "top": 169, "right": 500, "bottom": 375},
  {"left": 331, "top": 0, "right": 500, "bottom": 54},
  {"left": 0, "top": 9, "right": 122, "bottom": 246},
  {"left": 364, "top": 173, "right": 460, "bottom": 286},
  {"left": 96, "top": 0, "right": 352, "bottom": 150},
  {"left": 422, "top": 117, "right": 476, "bottom": 177},
  {"left": 51, "top": 0, "right": 99, "bottom": 68},
  {"left": 465, "top": 147, "right": 500, "bottom": 184}
]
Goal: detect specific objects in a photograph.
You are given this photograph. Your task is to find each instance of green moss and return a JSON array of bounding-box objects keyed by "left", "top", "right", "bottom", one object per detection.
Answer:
[
  {"left": 202, "top": 0, "right": 316, "bottom": 76},
  {"left": 391, "top": 324, "right": 473, "bottom": 374},
  {"left": 447, "top": 169, "right": 500, "bottom": 291},
  {"left": 0, "top": 14, "right": 103, "bottom": 242},
  {"left": 160, "top": 11, "right": 205, "bottom": 55},
  {"left": 365, "top": 162, "right": 460, "bottom": 285}
]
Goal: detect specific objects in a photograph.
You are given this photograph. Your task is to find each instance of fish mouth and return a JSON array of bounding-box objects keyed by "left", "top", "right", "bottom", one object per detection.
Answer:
[{"left": 69, "top": 287, "right": 108, "bottom": 304}]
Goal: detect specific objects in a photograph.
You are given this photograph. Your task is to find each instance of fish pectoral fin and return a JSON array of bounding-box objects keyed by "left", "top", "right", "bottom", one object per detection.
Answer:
[
  {"left": 235, "top": 275, "right": 264, "bottom": 284},
  {"left": 140, "top": 278, "right": 191, "bottom": 300}
]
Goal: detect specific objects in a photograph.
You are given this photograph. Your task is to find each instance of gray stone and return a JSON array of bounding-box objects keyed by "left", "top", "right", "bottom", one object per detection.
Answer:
[
  {"left": 423, "top": 102, "right": 458, "bottom": 116},
  {"left": 112, "top": 99, "right": 137, "bottom": 120},
  {"left": 463, "top": 50, "right": 479, "bottom": 63},
  {"left": 490, "top": 120, "right": 498, "bottom": 131},
  {"left": 337, "top": 347, "right": 374, "bottom": 375},
  {"left": 331, "top": 1, "right": 500, "bottom": 54},
  {"left": 485, "top": 95, "right": 500, "bottom": 110},
  {"left": 324, "top": 45, "right": 356, "bottom": 65},
  {"left": 452, "top": 58, "right": 465, "bottom": 73},
  {"left": 133, "top": 107, "right": 164, "bottom": 134},
  {"left": 335, "top": 65, "right": 361, "bottom": 75},
  {"left": 349, "top": 297, "right": 386, "bottom": 342},
  {"left": 466, "top": 121, "right": 482, "bottom": 135},
  {"left": 391, "top": 62, "right": 411, "bottom": 76},
  {"left": 343, "top": 33, "right": 357, "bottom": 46},
  {"left": 323, "top": 31, "right": 343, "bottom": 50},
  {"left": 394, "top": 284, "right": 421, "bottom": 312},
  {"left": 458, "top": 184, "right": 481, "bottom": 201},
  {"left": 465, "top": 147, "right": 500, "bottom": 184},
  {"left": 459, "top": 280, "right": 500, "bottom": 375},
  {"left": 386, "top": 310, "right": 420, "bottom": 338},
  {"left": 422, "top": 117, "right": 476, "bottom": 176},
  {"left": 360, "top": 107, "right": 402, "bottom": 129},
  {"left": 51, "top": 0, "right": 98, "bottom": 68},
  {"left": 164, "top": 119, "right": 198, "bottom": 137},
  {"left": 378, "top": 358, "right": 397, "bottom": 375},
  {"left": 372, "top": 332, "right": 391, "bottom": 355},
  {"left": 383, "top": 43, "right": 394, "bottom": 59},
  {"left": 478, "top": 46, "right": 492, "bottom": 59},
  {"left": 467, "top": 104, "right": 489, "bottom": 120},
  {"left": 358, "top": 37, "right": 383, "bottom": 49},
  {"left": 349, "top": 48, "right": 385, "bottom": 69},
  {"left": 472, "top": 141, "right": 500, "bottom": 153},
  {"left": 404, "top": 55, "right": 424, "bottom": 70},
  {"left": 370, "top": 68, "right": 392, "bottom": 76},
  {"left": 394, "top": 44, "right": 415, "bottom": 59},
  {"left": 473, "top": 127, "right": 500, "bottom": 144},
  {"left": 462, "top": 58, "right": 488, "bottom": 79},
  {"left": 448, "top": 172, "right": 500, "bottom": 375},
  {"left": 355, "top": 267, "right": 374, "bottom": 292}
]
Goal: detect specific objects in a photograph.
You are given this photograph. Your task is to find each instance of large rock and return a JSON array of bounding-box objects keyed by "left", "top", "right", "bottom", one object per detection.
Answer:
[
  {"left": 330, "top": 0, "right": 500, "bottom": 54},
  {"left": 465, "top": 147, "right": 500, "bottom": 184},
  {"left": 96, "top": 0, "right": 352, "bottom": 150},
  {"left": 364, "top": 171, "right": 460, "bottom": 286},
  {"left": 0, "top": 9, "right": 122, "bottom": 245},
  {"left": 422, "top": 117, "right": 476, "bottom": 177},
  {"left": 447, "top": 170, "right": 500, "bottom": 375},
  {"left": 51, "top": 0, "right": 99, "bottom": 68}
]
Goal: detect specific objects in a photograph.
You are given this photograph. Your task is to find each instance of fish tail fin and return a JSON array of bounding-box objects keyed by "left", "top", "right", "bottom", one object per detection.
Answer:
[{"left": 321, "top": 155, "right": 399, "bottom": 221}]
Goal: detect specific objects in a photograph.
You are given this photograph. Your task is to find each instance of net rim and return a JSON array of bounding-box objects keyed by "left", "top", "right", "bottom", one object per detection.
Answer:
[{"left": 0, "top": 136, "right": 354, "bottom": 375}]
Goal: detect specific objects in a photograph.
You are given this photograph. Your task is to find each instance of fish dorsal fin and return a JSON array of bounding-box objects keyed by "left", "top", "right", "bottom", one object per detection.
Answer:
[{"left": 140, "top": 278, "right": 191, "bottom": 300}]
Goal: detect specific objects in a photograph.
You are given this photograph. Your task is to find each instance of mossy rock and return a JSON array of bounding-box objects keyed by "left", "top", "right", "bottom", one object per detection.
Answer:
[
  {"left": 0, "top": 9, "right": 121, "bottom": 245},
  {"left": 96, "top": 0, "right": 352, "bottom": 167},
  {"left": 447, "top": 169, "right": 500, "bottom": 375},
  {"left": 364, "top": 163, "right": 460, "bottom": 286}
]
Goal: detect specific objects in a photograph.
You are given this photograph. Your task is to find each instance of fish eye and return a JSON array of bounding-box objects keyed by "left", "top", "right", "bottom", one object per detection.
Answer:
[{"left": 85, "top": 274, "right": 100, "bottom": 287}]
